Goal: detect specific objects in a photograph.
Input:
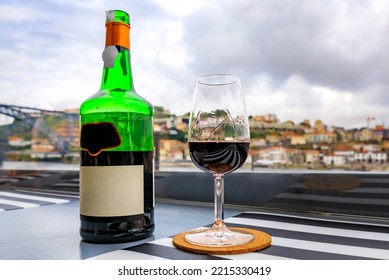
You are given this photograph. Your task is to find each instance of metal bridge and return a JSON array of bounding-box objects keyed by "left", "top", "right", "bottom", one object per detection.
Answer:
[{"left": 0, "top": 103, "right": 79, "bottom": 155}]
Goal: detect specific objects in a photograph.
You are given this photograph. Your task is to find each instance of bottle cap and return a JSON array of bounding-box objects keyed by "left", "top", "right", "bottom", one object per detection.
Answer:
[
  {"left": 105, "top": 10, "right": 130, "bottom": 49},
  {"left": 106, "top": 10, "right": 130, "bottom": 25}
]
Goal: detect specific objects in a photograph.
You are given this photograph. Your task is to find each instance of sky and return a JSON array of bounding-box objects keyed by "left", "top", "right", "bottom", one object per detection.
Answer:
[{"left": 1, "top": 0, "right": 389, "bottom": 129}]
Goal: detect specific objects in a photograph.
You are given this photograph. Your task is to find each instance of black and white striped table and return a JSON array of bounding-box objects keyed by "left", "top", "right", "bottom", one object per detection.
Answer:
[
  {"left": 0, "top": 190, "right": 77, "bottom": 212},
  {"left": 0, "top": 170, "right": 78, "bottom": 212},
  {"left": 1, "top": 170, "right": 389, "bottom": 260},
  {"left": 263, "top": 174, "right": 389, "bottom": 218},
  {"left": 89, "top": 211, "right": 389, "bottom": 260}
]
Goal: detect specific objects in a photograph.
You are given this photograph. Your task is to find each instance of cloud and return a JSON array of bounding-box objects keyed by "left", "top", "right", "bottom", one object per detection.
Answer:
[
  {"left": 180, "top": 0, "right": 389, "bottom": 127},
  {"left": 1, "top": 0, "right": 389, "bottom": 129},
  {"left": 183, "top": 0, "right": 389, "bottom": 90},
  {"left": 0, "top": 0, "right": 164, "bottom": 109}
]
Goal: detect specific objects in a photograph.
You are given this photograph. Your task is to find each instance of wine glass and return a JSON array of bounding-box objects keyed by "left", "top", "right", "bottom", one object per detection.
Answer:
[{"left": 186, "top": 74, "right": 253, "bottom": 247}]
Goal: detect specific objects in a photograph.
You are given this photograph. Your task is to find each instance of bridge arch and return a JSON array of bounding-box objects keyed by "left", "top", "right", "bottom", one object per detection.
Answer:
[{"left": 0, "top": 103, "right": 79, "bottom": 156}]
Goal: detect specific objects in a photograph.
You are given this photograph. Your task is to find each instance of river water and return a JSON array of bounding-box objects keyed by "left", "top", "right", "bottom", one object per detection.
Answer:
[
  {"left": 2, "top": 160, "right": 387, "bottom": 174},
  {"left": 1, "top": 161, "right": 80, "bottom": 171},
  {"left": 0, "top": 161, "right": 200, "bottom": 172}
]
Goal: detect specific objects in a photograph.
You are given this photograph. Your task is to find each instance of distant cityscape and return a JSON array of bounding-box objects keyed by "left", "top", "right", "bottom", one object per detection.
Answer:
[
  {"left": 248, "top": 114, "right": 389, "bottom": 171},
  {"left": 1, "top": 106, "right": 389, "bottom": 171}
]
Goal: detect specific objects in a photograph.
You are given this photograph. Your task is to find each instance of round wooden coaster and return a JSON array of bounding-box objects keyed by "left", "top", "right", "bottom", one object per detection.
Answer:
[
  {"left": 303, "top": 174, "right": 361, "bottom": 191},
  {"left": 172, "top": 228, "right": 271, "bottom": 255}
]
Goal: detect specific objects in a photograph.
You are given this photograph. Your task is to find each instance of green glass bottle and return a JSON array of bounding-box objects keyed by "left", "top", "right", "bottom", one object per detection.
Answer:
[{"left": 79, "top": 10, "right": 154, "bottom": 243}]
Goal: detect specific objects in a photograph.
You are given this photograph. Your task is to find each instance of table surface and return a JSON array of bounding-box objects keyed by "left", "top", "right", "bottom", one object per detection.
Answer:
[
  {"left": 0, "top": 196, "right": 240, "bottom": 260},
  {"left": 1, "top": 169, "right": 389, "bottom": 260}
]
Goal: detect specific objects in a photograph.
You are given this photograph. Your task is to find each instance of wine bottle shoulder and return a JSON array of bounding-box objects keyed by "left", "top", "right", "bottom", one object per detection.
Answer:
[{"left": 80, "top": 89, "right": 153, "bottom": 116}]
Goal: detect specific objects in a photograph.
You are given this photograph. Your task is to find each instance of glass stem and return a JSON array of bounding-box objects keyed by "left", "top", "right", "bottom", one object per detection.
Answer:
[{"left": 213, "top": 174, "right": 225, "bottom": 230}]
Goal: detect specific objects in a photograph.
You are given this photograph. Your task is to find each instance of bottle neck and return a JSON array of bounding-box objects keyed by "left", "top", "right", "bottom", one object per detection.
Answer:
[{"left": 100, "top": 22, "right": 134, "bottom": 91}]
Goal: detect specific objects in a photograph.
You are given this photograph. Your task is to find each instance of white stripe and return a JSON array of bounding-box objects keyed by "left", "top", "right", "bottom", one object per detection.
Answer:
[
  {"left": 18, "top": 190, "right": 79, "bottom": 199},
  {"left": 0, "top": 191, "right": 69, "bottom": 204},
  {"left": 53, "top": 183, "right": 79, "bottom": 187},
  {"left": 273, "top": 236, "right": 389, "bottom": 259},
  {"left": 151, "top": 237, "right": 176, "bottom": 246},
  {"left": 15, "top": 176, "right": 36, "bottom": 180},
  {"left": 0, "top": 208, "right": 4, "bottom": 212},
  {"left": 225, "top": 252, "right": 292, "bottom": 260},
  {"left": 0, "top": 178, "right": 19, "bottom": 183},
  {"left": 227, "top": 217, "right": 389, "bottom": 242},
  {"left": 276, "top": 192, "right": 389, "bottom": 205},
  {"left": 345, "top": 187, "right": 389, "bottom": 194},
  {"left": 88, "top": 250, "right": 167, "bottom": 260},
  {"left": 292, "top": 184, "right": 389, "bottom": 194},
  {"left": 36, "top": 173, "right": 53, "bottom": 177},
  {"left": 0, "top": 198, "right": 39, "bottom": 208},
  {"left": 244, "top": 211, "right": 389, "bottom": 227},
  {"left": 292, "top": 183, "right": 389, "bottom": 194}
]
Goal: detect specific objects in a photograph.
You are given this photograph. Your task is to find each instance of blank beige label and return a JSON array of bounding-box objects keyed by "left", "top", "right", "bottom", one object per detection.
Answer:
[{"left": 80, "top": 165, "right": 144, "bottom": 217}]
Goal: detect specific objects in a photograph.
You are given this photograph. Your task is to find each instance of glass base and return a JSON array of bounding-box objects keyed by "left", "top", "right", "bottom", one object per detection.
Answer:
[{"left": 184, "top": 226, "right": 254, "bottom": 247}]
